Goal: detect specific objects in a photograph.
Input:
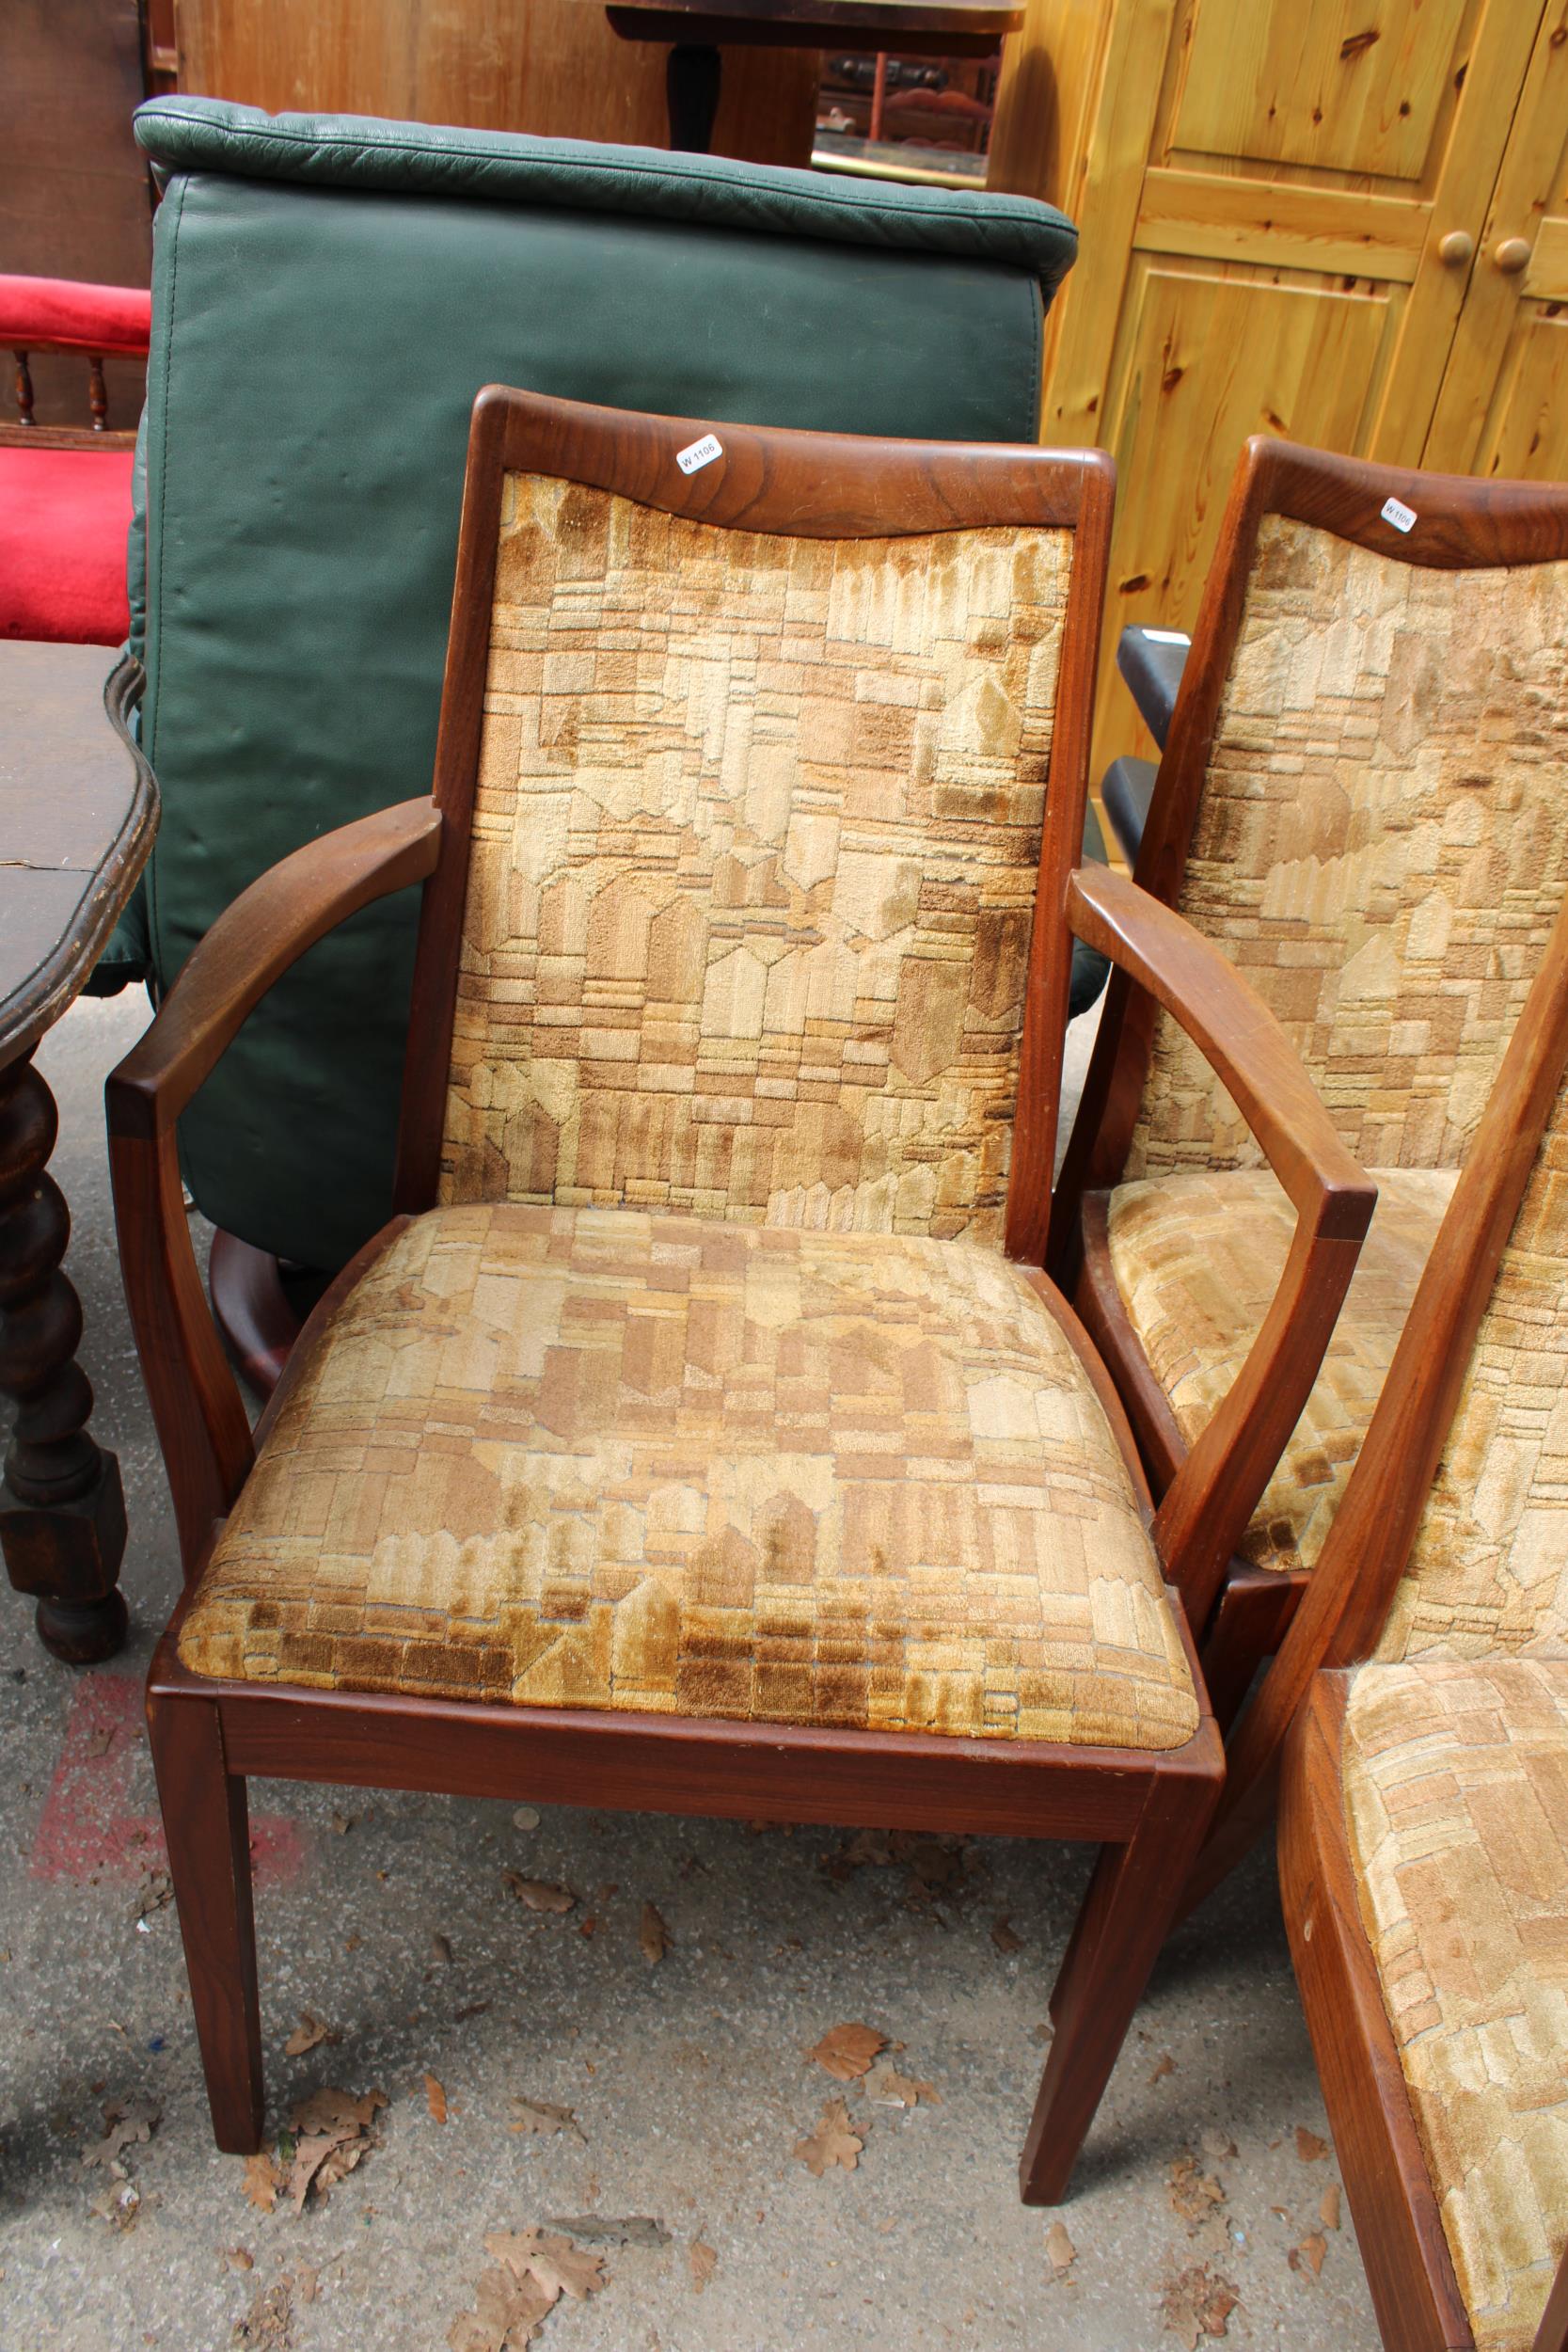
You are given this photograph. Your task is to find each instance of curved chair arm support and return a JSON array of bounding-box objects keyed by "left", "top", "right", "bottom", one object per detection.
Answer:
[
  {"left": 1065, "top": 865, "right": 1376, "bottom": 1624},
  {"left": 106, "top": 798, "right": 443, "bottom": 1574}
]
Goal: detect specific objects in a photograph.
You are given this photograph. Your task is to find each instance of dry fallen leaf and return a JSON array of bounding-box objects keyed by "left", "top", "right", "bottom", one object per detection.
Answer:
[
  {"left": 863, "top": 2061, "right": 940, "bottom": 2109},
  {"left": 510, "top": 2098, "right": 585, "bottom": 2144},
  {"left": 819, "top": 1828, "right": 973, "bottom": 1909},
  {"left": 898, "top": 1835, "right": 971, "bottom": 1908},
  {"left": 290, "top": 2088, "right": 387, "bottom": 2137},
  {"left": 132, "top": 1868, "right": 173, "bottom": 1927},
  {"left": 819, "top": 1828, "right": 892, "bottom": 1883},
  {"left": 793, "top": 2098, "right": 865, "bottom": 2178},
  {"left": 293, "top": 2265, "right": 319, "bottom": 2306},
  {"left": 1169, "top": 2153, "right": 1227, "bottom": 2227},
  {"left": 82, "top": 2099, "right": 159, "bottom": 2171},
  {"left": 448, "top": 2262, "right": 553, "bottom": 2352},
  {"left": 689, "top": 2239, "right": 716, "bottom": 2294},
  {"left": 283, "top": 2011, "right": 339, "bottom": 2058},
  {"left": 278, "top": 2088, "right": 388, "bottom": 2213},
  {"left": 431, "top": 1933, "right": 453, "bottom": 1966},
  {"left": 1045, "top": 2220, "right": 1076, "bottom": 2278},
  {"left": 1148, "top": 2052, "right": 1176, "bottom": 2085},
  {"left": 1320, "top": 2183, "right": 1342, "bottom": 2233},
  {"left": 486, "top": 2229, "right": 607, "bottom": 2304},
  {"left": 242, "top": 2153, "right": 281, "bottom": 2214},
  {"left": 425, "top": 2074, "right": 449, "bottom": 2125},
  {"left": 232, "top": 2278, "right": 294, "bottom": 2349},
  {"left": 546, "top": 2215, "right": 668, "bottom": 2249},
  {"left": 226, "top": 2248, "right": 256, "bottom": 2273},
  {"left": 284, "top": 2133, "right": 354, "bottom": 2216},
  {"left": 1295, "top": 2125, "right": 1330, "bottom": 2163},
  {"left": 990, "top": 1916, "right": 1024, "bottom": 1955},
  {"left": 807, "top": 2023, "right": 887, "bottom": 2082},
  {"left": 639, "top": 1905, "right": 668, "bottom": 1965},
  {"left": 1160, "top": 2262, "right": 1241, "bottom": 2347},
  {"left": 502, "top": 1873, "right": 576, "bottom": 1915},
  {"left": 1290, "top": 2233, "right": 1328, "bottom": 2278},
  {"left": 88, "top": 2178, "right": 141, "bottom": 2232},
  {"left": 549, "top": 2211, "right": 667, "bottom": 2249}
]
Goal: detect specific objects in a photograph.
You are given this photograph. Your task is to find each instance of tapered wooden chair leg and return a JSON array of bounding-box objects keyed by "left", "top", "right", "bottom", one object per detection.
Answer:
[
  {"left": 147, "top": 1691, "right": 265, "bottom": 2153},
  {"left": 1020, "top": 1773, "right": 1217, "bottom": 2205}
]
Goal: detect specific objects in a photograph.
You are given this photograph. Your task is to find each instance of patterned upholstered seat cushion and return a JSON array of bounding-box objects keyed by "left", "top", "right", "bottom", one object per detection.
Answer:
[
  {"left": 1105, "top": 1165, "right": 1456, "bottom": 1574},
  {"left": 180, "top": 1205, "right": 1200, "bottom": 1751},
  {"left": 1341, "top": 1657, "right": 1568, "bottom": 2352}
]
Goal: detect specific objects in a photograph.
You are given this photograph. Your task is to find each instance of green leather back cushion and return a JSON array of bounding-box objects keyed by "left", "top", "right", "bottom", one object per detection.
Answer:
[{"left": 131, "top": 98, "right": 1077, "bottom": 1270}]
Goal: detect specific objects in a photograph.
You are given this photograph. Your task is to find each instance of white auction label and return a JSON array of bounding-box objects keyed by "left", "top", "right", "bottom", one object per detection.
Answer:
[
  {"left": 676, "top": 433, "right": 723, "bottom": 475},
  {"left": 1381, "top": 495, "right": 1418, "bottom": 533}
]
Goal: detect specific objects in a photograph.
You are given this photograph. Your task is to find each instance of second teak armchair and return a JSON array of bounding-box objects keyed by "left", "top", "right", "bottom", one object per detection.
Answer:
[
  {"left": 109, "top": 392, "right": 1374, "bottom": 2200},
  {"left": 1053, "top": 439, "right": 1568, "bottom": 1721}
]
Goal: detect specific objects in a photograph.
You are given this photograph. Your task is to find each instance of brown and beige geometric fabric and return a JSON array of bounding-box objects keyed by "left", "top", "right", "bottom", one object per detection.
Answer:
[
  {"left": 179, "top": 1201, "right": 1200, "bottom": 1753},
  {"left": 1125, "top": 518, "right": 1568, "bottom": 1183},
  {"left": 1377, "top": 1065, "right": 1568, "bottom": 1665},
  {"left": 1340, "top": 1655, "right": 1568, "bottom": 2352},
  {"left": 439, "top": 476, "right": 1073, "bottom": 1246},
  {"left": 1105, "top": 1165, "right": 1456, "bottom": 1574}
]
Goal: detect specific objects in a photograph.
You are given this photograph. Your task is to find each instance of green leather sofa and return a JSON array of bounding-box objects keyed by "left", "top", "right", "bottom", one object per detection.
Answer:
[{"left": 111, "top": 97, "right": 1086, "bottom": 1274}]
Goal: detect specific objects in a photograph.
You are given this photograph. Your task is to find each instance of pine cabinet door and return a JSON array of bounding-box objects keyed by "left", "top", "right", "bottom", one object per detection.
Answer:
[
  {"left": 993, "top": 0, "right": 1544, "bottom": 770},
  {"left": 1424, "top": 0, "right": 1568, "bottom": 477}
]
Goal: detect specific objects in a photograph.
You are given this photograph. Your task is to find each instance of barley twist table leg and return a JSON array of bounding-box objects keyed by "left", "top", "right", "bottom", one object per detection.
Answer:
[{"left": 0, "top": 1048, "right": 128, "bottom": 1661}]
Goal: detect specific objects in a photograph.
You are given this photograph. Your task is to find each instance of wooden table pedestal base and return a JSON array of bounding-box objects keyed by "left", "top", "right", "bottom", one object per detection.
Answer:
[{"left": 0, "top": 1050, "right": 129, "bottom": 1662}]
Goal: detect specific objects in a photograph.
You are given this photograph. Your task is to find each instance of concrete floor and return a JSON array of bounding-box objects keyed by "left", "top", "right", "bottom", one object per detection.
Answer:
[{"left": 0, "top": 994, "right": 1384, "bottom": 2352}]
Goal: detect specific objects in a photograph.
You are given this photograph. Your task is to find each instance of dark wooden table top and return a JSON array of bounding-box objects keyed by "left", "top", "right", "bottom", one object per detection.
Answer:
[
  {"left": 0, "top": 641, "right": 158, "bottom": 1063},
  {"left": 607, "top": 0, "right": 1023, "bottom": 53}
]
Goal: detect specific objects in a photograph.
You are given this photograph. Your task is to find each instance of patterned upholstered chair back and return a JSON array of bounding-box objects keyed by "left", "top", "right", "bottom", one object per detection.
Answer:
[
  {"left": 402, "top": 394, "right": 1114, "bottom": 1262},
  {"left": 1372, "top": 1059, "right": 1568, "bottom": 1666},
  {"left": 1110, "top": 445, "right": 1568, "bottom": 1187}
]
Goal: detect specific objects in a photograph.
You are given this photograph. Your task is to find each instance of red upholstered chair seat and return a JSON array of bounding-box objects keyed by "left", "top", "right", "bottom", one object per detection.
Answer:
[
  {"left": 0, "top": 444, "right": 135, "bottom": 645},
  {"left": 0, "top": 274, "right": 149, "bottom": 646}
]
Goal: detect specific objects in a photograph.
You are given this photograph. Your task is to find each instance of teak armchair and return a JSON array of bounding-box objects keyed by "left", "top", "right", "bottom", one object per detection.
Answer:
[
  {"left": 1053, "top": 439, "right": 1568, "bottom": 1724},
  {"left": 1183, "top": 879, "right": 1568, "bottom": 2351},
  {"left": 109, "top": 392, "right": 1374, "bottom": 2201}
]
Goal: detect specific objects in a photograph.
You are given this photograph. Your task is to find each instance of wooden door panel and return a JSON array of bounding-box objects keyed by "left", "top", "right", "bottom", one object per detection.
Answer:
[
  {"left": 1466, "top": 313, "right": 1568, "bottom": 480},
  {"left": 1090, "top": 262, "right": 1391, "bottom": 769},
  {"left": 1423, "top": 0, "right": 1568, "bottom": 475},
  {"left": 1136, "top": 167, "right": 1426, "bottom": 278},
  {"left": 992, "top": 0, "right": 1546, "bottom": 784},
  {"left": 1173, "top": 0, "right": 1468, "bottom": 183}
]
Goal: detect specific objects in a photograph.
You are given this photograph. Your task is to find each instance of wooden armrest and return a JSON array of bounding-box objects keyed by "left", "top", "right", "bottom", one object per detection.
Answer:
[
  {"left": 1066, "top": 865, "right": 1376, "bottom": 1621},
  {"left": 106, "top": 799, "right": 442, "bottom": 1572},
  {"left": 110, "top": 797, "right": 441, "bottom": 1136}
]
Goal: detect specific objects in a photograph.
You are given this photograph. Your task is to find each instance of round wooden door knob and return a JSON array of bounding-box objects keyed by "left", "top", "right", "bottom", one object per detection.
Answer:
[
  {"left": 1493, "top": 236, "right": 1533, "bottom": 275},
  {"left": 1437, "top": 230, "right": 1474, "bottom": 266}
]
